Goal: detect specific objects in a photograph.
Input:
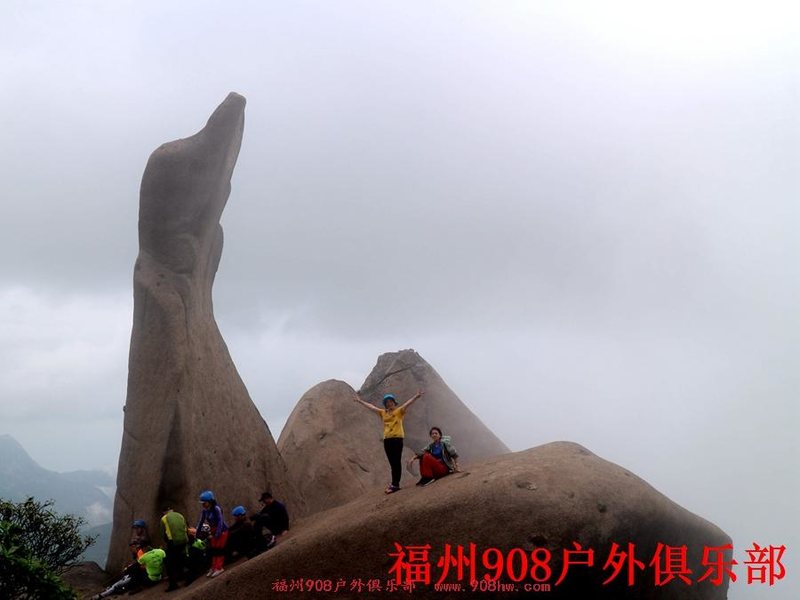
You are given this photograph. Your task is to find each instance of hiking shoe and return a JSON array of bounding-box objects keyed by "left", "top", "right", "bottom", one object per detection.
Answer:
[
  {"left": 422, "top": 478, "right": 436, "bottom": 486},
  {"left": 205, "top": 568, "right": 215, "bottom": 577},
  {"left": 416, "top": 477, "right": 433, "bottom": 486},
  {"left": 266, "top": 534, "right": 277, "bottom": 549},
  {"left": 385, "top": 485, "right": 400, "bottom": 494},
  {"left": 210, "top": 568, "right": 224, "bottom": 578}
]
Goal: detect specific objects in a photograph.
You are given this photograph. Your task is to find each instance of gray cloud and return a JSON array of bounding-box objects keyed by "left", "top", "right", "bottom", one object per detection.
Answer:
[{"left": 1, "top": 2, "right": 797, "bottom": 598}]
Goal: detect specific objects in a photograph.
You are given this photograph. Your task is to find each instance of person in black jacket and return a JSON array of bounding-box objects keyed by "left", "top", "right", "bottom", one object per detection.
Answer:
[{"left": 250, "top": 492, "right": 288, "bottom": 555}]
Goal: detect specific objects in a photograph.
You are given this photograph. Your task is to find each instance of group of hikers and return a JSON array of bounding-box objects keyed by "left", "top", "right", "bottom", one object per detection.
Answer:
[
  {"left": 92, "top": 491, "right": 289, "bottom": 597},
  {"left": 93, "top": 387, "right": 457, "bottom": 597}
]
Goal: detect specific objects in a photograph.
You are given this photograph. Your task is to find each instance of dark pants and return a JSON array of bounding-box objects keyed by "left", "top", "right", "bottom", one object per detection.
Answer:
[
  {"left": 383, "top": 437, "right": 404, "bottom": 487},
  {"left": 165, "top": 541, "right": 187, "bottom": 587},
  {"left": 253, "top": 513, "right": 276, "bottom": 537},
  {"left": 225, "top": 523, "right": 255, "bottom": 564},
  {"left": 121, "top": 563, "right": 156, "bottom": 591},
  {"left": 186, "top": 545, "right": 210, "bottom": 584}
]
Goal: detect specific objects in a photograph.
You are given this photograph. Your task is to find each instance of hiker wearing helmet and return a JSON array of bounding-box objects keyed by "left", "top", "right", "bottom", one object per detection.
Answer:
[
  {"left": 129, "top": 519, "right": 151, "bottom": 561},
  {"left": 353, "top": 388, "right": 425, "bottom": 494},
  {"left": 196, "top": 490, "right": 228, "bottom": 578},
  {"left": 226, "top": 505, "right": 256, "bottom": 563}
]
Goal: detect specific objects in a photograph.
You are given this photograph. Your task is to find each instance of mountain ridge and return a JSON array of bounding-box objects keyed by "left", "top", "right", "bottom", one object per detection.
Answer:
[{"left": 0, "top": 433, "right": 114, "bottom": 567}]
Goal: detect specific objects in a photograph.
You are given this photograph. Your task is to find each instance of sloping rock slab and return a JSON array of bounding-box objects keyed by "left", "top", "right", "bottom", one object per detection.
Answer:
[
  {"left": 62, "top": 561, "right": 110, "bottom": 598},
  {"left": 183, "top": 442, "right": 731, "bottom": 599}
]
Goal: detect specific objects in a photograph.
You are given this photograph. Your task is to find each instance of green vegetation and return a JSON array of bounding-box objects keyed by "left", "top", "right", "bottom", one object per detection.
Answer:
[{"left": 0, "top": 497, "right": 96, "bottom": 599}]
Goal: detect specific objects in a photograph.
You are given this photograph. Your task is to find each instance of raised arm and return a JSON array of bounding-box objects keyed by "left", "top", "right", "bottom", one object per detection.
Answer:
[
  {"left": 353, "top": 392, "right": 382, "bottom": 414},
  {"left": 400, "top": 389, "right": 425, "bottom": 410}
]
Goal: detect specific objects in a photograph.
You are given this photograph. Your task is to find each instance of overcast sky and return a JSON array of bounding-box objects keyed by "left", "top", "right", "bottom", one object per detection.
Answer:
[{"left": 1, "top": 2, "right": 797, "bottom": 597}]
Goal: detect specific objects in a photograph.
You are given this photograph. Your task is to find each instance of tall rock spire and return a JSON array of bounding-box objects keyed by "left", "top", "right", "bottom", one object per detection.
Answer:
[{"left": 107, "top": 93, "right": 299, "bottom": 572}]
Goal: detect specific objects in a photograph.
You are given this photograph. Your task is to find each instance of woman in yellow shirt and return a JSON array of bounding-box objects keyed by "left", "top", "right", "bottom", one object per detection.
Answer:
[{"left": 353, "top": 389, "right": 425, "bottom": 494}]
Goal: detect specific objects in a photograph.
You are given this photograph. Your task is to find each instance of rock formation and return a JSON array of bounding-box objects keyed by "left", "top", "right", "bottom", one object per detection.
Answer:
[
  {"left": 184, "top": 442, "right": 732, "bottom": 599},
  {"left": 359, "top": 349, "right": 508, "bottom": 460},
  {"left": 107, "top": 93, "right": 300, "bottom": 573},
  {"left": 277, "top": 380, "right": 418, "bottom": 515},
  {"left": 278, "top": 351, "right": 509, "bottom": 515},
  {"left": 62, "top": 562, "right": 109, "bottom": 599}
]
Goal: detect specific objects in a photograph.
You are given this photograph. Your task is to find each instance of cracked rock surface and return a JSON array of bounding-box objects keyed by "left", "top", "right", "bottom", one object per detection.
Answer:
[{"left": 107, "top": 93, "right": 300, "bottom": 573}]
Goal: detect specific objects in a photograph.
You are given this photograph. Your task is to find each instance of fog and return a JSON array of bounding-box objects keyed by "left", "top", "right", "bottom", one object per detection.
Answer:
[{"left": 1, "top": 2, "right": 797, "bottom": 597}]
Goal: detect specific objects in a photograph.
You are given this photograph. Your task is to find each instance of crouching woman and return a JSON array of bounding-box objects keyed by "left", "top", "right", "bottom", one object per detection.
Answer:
[{"left": 409, "top": 427, "right": 460, "bottom": 486}]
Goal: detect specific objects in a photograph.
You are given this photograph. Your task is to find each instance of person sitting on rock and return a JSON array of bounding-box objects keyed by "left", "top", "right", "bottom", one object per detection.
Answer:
[
  {"left": 408, "top": 426, "right": 460, "bottom": 486},
  {"left": 353, "top": 389, "right": 425, "bottom": 494},
  {"left": 136, "top": 544, "right": 167, "bottom": 588},
  {"left": 91, "top": 542, "right": 166, "bottom": 597},
  {"left": 196, "top": 490, "right": 228, "bottom": 578},
  {"left": 225, "top": 505, "right": 256, "bottom": 563},
  {"left": 128, "top": 519, "right": 150, "bottom": 561},
  {"left": 250, "top": 492, "right": 287, "bottom": 555}
]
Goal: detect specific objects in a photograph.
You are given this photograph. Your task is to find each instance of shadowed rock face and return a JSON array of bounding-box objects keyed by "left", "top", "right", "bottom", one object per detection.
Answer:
[
  {"left": 107, "top": 93, "right": 299, "bottom": 573},
  {"left": 278, "top": 351, "right": 509, "bottom": 515},
  {"left": 184, "top": 442, "right": 731, "bottom": 599}
]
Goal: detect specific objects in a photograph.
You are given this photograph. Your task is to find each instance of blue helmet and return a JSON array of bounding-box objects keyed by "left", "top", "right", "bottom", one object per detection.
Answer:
[
  {"left": 199, "top": 490, "right": 215, "bottom": 502},
  {"left": 382, "top": 394, "right": 396, "bottom": 406},
  {"left": 231, "top": 505, "right": 246, "bottom": 517},
  {"left": 132, "top": 519, "right": 146, "bottom": 528}
]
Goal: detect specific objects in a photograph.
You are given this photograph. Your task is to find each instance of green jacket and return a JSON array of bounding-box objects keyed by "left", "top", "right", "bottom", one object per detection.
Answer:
[
  {"left": 138, "top": 548, "right": 166, "bottom": 581},
  {"left": 161, "top": 510, "right": 188, "bottom": 545},
  {"left": 417, "top": 436, "right": 459, "bottom": 470},
  {"left": 191, "top": 538, "right": 207, "bottom": 551}
]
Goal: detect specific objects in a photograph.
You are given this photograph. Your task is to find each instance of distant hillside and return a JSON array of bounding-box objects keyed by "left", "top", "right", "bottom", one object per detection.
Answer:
[
  {"left": 0, "top": 433, "right": 114, "bottom": 565},
  {"left": 82, "top": 522, "right": 113, "bottom": 567}
]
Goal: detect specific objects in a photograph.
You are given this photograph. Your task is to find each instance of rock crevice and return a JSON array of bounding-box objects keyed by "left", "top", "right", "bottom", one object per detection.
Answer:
[{"left": 107, "top": 93, "right": 300, "bottom": 573}]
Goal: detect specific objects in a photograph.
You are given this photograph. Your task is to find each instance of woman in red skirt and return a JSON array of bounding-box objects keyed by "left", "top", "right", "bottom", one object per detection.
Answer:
[{"left": 409, "top": 426, "right": 460, "bottom": 486}]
